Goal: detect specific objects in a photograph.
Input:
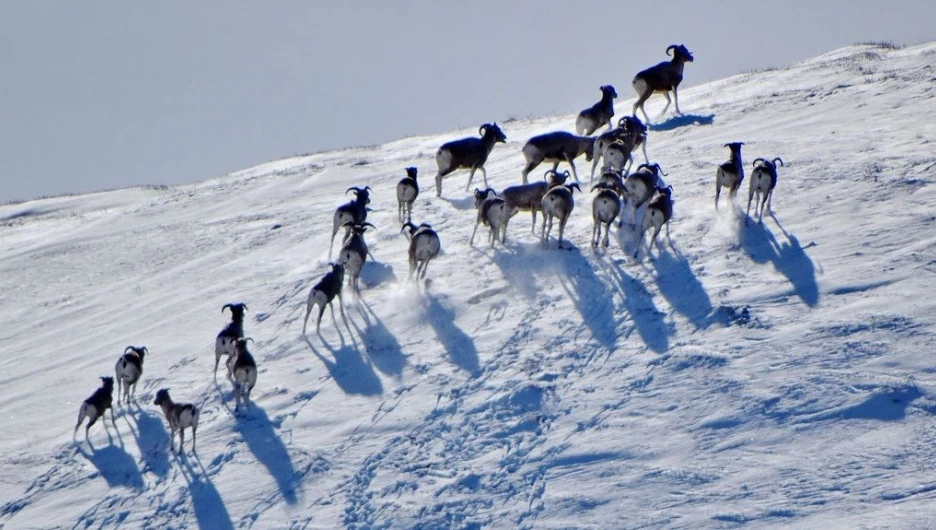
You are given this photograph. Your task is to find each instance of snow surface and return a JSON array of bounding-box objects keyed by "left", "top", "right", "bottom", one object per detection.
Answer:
[{"left": 2, "top": 42, "right": 936, "bottom": 529}]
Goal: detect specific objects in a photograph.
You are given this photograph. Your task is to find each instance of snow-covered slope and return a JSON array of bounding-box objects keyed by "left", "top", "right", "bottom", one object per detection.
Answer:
[{"left": 2, "top": 41, "right": 935, "bottom": 529}]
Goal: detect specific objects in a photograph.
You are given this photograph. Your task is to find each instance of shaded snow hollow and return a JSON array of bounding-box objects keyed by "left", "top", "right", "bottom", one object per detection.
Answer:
[{"left": 2, "top": 42, "right": 936, "bottom": 529}]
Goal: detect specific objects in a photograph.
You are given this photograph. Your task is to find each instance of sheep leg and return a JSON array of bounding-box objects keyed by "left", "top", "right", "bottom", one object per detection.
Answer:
[
  {"left": 715, "top": 183, "right": 722, "bottom": 209},
  {"left": 179, "top": 428, "right": 185, "bottom": 455},
  {"left": 746, "top": 189, "right": 755, "bottom": 217},
  {"left": 659, "top": 91, "right": 672, "bottom": 118},
  {"left": 640, "top": 138, "right": 649, "bottom": 165},
  {"left": 530, "top": 210, "right": 538, "bottom": 234},
  {"left": 558, "top": 217, "right": 567, "bottom": 248},
  {"left": 191, "top": 425, "right": 197, "bottom": 453},
  {"left": 758, "top": 192, "right": 769, "bottom": 223},
  {"left": 469, "top": 220, "right": 481, "bottom": 246},
  {"left": 565, "top": 156, "right": 579, "bottom": 182},
  {"left": 521, "top": 160, "right": 539, "bottom": 184},
  {"left": 673, "top": 86, "right": 682, "bottom": 115},
  {"left": 465, "top": 166, "right": 479, "bottom": 192},
  {"left": 603, "top": 222, "right": 612, "bottom": 248},
  {"left": 591, "top": 220, "right": 599, "bottom": 247},
  {"left": 74, "top": 405, "right": 88, "bottom": 435},
  {"left": 315, "top": 302, "right": 326, "bottom": 333}
]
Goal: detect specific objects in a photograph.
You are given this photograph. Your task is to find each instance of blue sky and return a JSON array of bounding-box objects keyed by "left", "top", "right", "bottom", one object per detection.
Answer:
[{"left": 1, "top": 1, "right": 932, "bottom": 203}]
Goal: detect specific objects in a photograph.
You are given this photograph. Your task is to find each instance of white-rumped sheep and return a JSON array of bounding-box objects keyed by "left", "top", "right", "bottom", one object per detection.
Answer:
[
  {"left": 74, "top": 376, "right": 115, "bottom": 439},
  {"left": 520, "top": 131, "right": 594, "bottom": 184},
  {"left": 303, "top": 262, "right": 346, "bottom": 335},
  {"left": 402, "top": 222, "right": 442, "bottom": 280},
  {"left": 469, "top": 188, "right": 512, "bottom": 248},
  {"left": 115, "top": 345, "right": 147, "bottom": 405},
  {"left": 434, "top": 123, "right": 507, "bottom": 197},
  {"left": 576, "top": 85, "right": 617, "bottom": 136},
  {"left": 337, "top": 222, "right": 375, "bottom": 293},
  {"left": 397, "top": 167, "right": 419, "bottom": 223},
  {"left": 715, "top": 142, "right": 745, "bottom": 208},
  {"left": 154, "top": 389, "right": 200, "bottom": 454},
  {"left": 329, "top": 186, "right": 371, "bottom": 259},
  {"left": 231, "top": 338, "right": 258, "bottom": 412},
  {"left": 591, "top": 183, "right": 622, "bottom": 248},
  {"left": 215, "top": 302, "right": 247, "bottom": 380},
  {"left": 542, "top": 183, "right": 582, "bottom": 248},
  {"left": 747, "top": 157, "right": 783, "bottom": 222},
  {"left": 501, "top": 169, "right": 570, "bottom": 235},
  {"left": 632, "top": 44, "right": 694, "bottom": 123},
  {"left": 636, "top": 186, "right": 674, "bottom": 259}
]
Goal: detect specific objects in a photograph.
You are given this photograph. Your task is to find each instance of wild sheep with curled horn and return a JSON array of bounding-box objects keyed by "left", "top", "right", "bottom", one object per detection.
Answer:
[
  {"left": 402, "top": 222, "right": 441, "bottom": 281},
  {"left": 337, "top": 222, "right": 376, "bottom": 293},
  {"left": 434, "top": 123, "right": 507, "bottom": 197},
  {"left": 501, "top": 169, "right": 570, "bottom": 236},
  {"left": 589, "top": 116, "right": 648, "bottom": 182},
  {"left": 215, "top": 302, "right": 247, "bottom": 379},
  {"left": 623, "top": 163, "right": 667, "bottom": 226},
  {"left": 576, "top": 85, "right": 617, "bottom": 136},
  {"left": 303, "top": 262, "right": 345, "bottom": 335},
  {"left": 636, "top": 186, "right": 674, "bottom": 259},
  {"left": 329, "top": 186, "right": 372, "bottom": 259},
  {"left": 632, "top": 44, "right": 694, "bottom": 124},
  {"left": 541, "top": 182, "right": 582, "bottom": 249},
  {"left": 469, "top": 188, "right": 513, "bottom": 248},
  {"left": 747, "top": 157, "right": 783, "bottom": 223}
]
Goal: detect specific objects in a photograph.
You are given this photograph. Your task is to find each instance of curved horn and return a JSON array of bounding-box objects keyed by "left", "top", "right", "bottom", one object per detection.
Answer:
[
  {"left": 561, "top": 170, "right": 572, "bottom": 180},
  {"left": 142, "top": 346, "right": 149, "bottom": 355},
  {"left": 364, "top": 185, "right": 372, "bottom": 192},
  {"left": 636, "top": 163, "right": 653, "bottom": 172},
  {"left": 222, "top": 303, "right": 233, "bottom": 314},
  {"left": 666, "top": 44, "right": 678, "bottom": 56},
  {"left": 654, "top": 164, "right": 669, "bottom": 177},
  {"left": 346, "top": 186, "right": 363, "bottom": 196},
  {"left": 543, "top": 169, "right": 558, "bottom": 180},
  {"left": 752, "top": 158, "right": 766, "bottom": 167},
  {"left": 362, "top": 222, "right": 377, "bottom": 230},
  {"left": 568, "top": 182, "right": 582, "bottom": 193},
  {"left": 773, "top": 157, "right": 784, "bottom": 167},
  {"left": 124, "top": 346, "right": 136, "bottom": 354},
  {"left": 479, "top": 124, "right": 490, "bottom": 136}
]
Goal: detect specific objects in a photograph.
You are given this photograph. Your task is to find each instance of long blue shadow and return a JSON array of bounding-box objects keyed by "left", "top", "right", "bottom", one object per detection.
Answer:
[
  {"left": 361, "top": 261, "right": 396, "bottom": 289},
  {"left": 234, "top": 405, "right": 300, "bottom": 505},
  {"left": 740, "top": 219, "right": 819, "bottom": 307},
  {"left": 180, "top": 456, "right": 234, "bottom": 530},
  {"left": 77, "top": 442, "right": 144, "bottom": 491},
  {"left": 305, "top": 336, "right": 383, "bottom": 396},
  {"left": 423, "top": 293, "right": 480, "bottom": 376},
  {"left": 129, "top": 404, "right": 170, "bottom": 478},
  {"left": 649, "top": 113, "right": 715, "bottom": 131},
  {"left": 555, "top": 246, "right": 618, "bottom": 349},
  {"left": 600, "top": 260, "right": 670, "bottom": 353},
  {"left": 653, "top": 251, "right": 714, "bottom": 329},
  {"left": 352, "top": 301, "right": 407, "bottom": 377}
]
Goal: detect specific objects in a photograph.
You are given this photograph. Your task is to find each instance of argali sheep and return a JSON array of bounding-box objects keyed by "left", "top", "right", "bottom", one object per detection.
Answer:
[
  {"left": 329, "top": 186, "right": 372, "bottom": 259},
  {"left": 302, "top": 262, "right": 346, "bottom": 335},
  {"left": 434, "top": 123, "right": 507, "bottom": 197},
  {"left": 154, "top": 389, "right": 200, "bottom": 454},
  {"left": 747, "top": 157, "right": 783, "bottom": 222},
  {"left": 469, "top": 188, "right": 512, "bottom": 248},
  {"left": 541, "top": 182, "right": 582, "bottom": 248},
  {"left": 632, "top": 44, "right": 695, "bottom": 123},
  {"left": 115, "top": 345, "right": 147, "bottom": 405},
  {"left": 623, "top": 163, "right": 667, "bottom": 226},
  {"left": 231, "top": 338, "right": 258, "bottom": 412},
  {"left": 396, "top": 167, "right": 419, "bottom": 223},
  {"left": 74, "top": 376, "right": 116, "bottom": 439},
  {"left": 591, "top": 182, "right": 622, "bottom": 248},
  {"left": 501, "top": 169, "right": 571, "bottom": 235},
  {"left": 715, "top": 142, "right": 745, "bottom": 208},
  {"left": 576, "top": 85, "right": 617, "bottom": 136},
  {"left": 215, "top": 302, "right": 247, "bottom": 380},
  {"left": 636, "top": 186, "right": 674, "bottom": 259},
  {"left": 402, "top": 222, "right": 442, "bottom": 280},
  {"left": 520, "top": 131, "right": 594, "bottom": 184},
  {"left": 589, "top": 116, "right": 648, "bottom": 182},
  {"left": 337, "top": 222, "right": 376, "bottom": 293}
]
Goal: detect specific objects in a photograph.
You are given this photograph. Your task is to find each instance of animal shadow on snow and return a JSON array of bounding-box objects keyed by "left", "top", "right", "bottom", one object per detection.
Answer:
[
  {"left": 125, "top": 403, "right": 171, "bottom": 478},
  {"left": 648, "top": 113, "right": 715, "bottom": 132},
  {"left": 304, "top": 334, "right": 383, "bottom": 396},
  {"left": 652, "top": 251, "right": 714, "bottom": 330},
  {"left": 349, "top": 299, "right": 407, "bottom": 378},
  {"left": 176, "top": 453, "right": 234, "bottom": 530},
  {"left": 422, "top": 292, "right": 480, "bottom": 376},
  {"left": 740, "top": 216, "right": 819, "bottom": 307},
  {"left": 75, "top": 437, "right": 145, "bottom": 491},
  {"left": 554, "top": 245, "right": 619, "bottom": 349},
  {"left": 234, "top": 404, "right": 300, "bottom": 505},
  {"left": 360, "top": 261, "right": 396, "bottom": 289},
  {"left": 598, "top": 258, "right": 671, "bottom": 353}
]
